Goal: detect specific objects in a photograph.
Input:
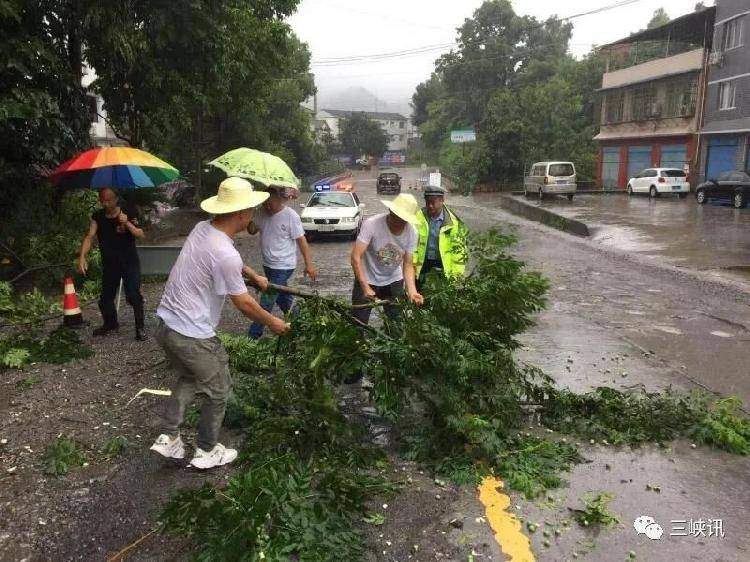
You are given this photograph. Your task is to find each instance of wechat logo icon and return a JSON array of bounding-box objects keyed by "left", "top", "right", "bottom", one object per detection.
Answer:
[{"left": 634, "top": 516, "right": 664, "bottom": 540}]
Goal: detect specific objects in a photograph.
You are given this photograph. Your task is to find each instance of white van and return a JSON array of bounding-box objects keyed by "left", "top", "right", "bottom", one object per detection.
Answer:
[{"left": 524, "top": 161, "right": 577, "bottom": 200}]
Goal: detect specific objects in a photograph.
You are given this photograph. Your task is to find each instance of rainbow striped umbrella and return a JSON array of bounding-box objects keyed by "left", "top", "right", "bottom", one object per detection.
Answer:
[{"left": 50, "top": 147, "right": 179, "bottom": 190}]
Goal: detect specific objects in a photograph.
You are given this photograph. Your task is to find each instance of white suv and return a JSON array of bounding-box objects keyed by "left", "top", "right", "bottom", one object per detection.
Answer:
[{"left": 627, "top": 168, "right": 690, "bottom": 198}]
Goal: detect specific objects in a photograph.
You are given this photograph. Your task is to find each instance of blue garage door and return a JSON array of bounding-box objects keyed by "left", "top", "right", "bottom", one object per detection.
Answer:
[
  {"left": 627, "top": 146, "right": 652, "bottom": 181},
  {"left": 660, "top": 144, "right": 687, "bottom": 169},
  {"left": 601, "top": 147, "right": 620, "bottom": 189},
  {"left": 706, "top": 137, "right": 738, "bottom": 180}
]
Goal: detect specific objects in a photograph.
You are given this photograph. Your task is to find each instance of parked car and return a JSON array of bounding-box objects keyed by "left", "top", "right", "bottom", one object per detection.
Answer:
[
  {"left": 524, "top": 161, "right": 577, "bottom": 200},
  {"left": 696, "top": 170, "right": 750, "bottom": 209},
  {"left": 355, "top": 157, "right": 370, "bottom": 170},
  {"left": 376, "top": 172, "right": 401, "bottom": 194},
  {"left": 300, "top": 191, "right": 364, "bottom": 240},
  {"left": 627, "top": 168, "right": 690, "bottom": 198}
]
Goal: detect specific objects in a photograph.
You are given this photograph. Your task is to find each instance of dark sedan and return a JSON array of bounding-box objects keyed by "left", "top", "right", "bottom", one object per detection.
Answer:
[
  {"left": 376, "top": 172, "right": 401, "bottom": 195},
  {"left": 696, "top": 171, "right": 750, "bottom": 209}
]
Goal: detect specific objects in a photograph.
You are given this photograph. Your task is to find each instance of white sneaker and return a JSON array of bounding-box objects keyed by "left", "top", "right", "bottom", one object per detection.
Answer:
[
  {"left": 149, "top": 434, "right": 185, "bottom": 459},
  {"left": 189, "top": 443, "right": 238, "bottom": 470}
]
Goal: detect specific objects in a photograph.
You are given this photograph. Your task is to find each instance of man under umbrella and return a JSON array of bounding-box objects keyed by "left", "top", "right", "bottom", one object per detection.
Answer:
[
  {"left": 78, "top": 187, "right": 147, "bottom": 340},
  {"left": 413, "top": 185, "right": 469, "bottom": 288}
]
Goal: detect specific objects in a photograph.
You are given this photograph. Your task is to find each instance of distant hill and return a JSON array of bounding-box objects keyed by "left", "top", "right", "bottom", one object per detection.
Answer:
[{"left": 317, "top": 86, "right": 411, "bottom": 118}]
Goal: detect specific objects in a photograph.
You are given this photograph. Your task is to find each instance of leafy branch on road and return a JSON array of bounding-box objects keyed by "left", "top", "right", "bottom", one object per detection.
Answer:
[
  {"left": 160, "top": 230, "right": 750, "bottom": 560},
  {"left": 1, "top": 326, "right": 92, "bottom": 369}
]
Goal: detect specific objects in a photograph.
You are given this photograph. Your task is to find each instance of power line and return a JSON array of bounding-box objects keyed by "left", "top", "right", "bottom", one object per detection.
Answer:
[
  {"left": 312, "top": 43, "right": 455, "bottom": 65},
  {"left": 309, "top": 0, "right": 643, "bottom": 67}
]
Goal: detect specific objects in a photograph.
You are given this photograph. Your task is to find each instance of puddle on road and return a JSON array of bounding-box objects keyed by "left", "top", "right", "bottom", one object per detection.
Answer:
[
  {"left": 592, "top": 225, "right": 666, "bottom": 253},
  {"left": 653, "top": 325, "right": 683, "bottom": 335},
  {"left": 710, "top": 330, "right": 734, "bottom": 338}
]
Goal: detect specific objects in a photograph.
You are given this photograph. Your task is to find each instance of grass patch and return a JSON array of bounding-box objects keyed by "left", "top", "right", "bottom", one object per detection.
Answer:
[
  {"left": 16, "top": 375, "right": 41, "bottom": 389},
  {"left": 571, "top": 492, "right": 619, "bottom": 528},
  {"left": 44, "top": 436, "right": 85, "bottom": 476},
  {"left": 101, "top": 436, "right": 129, "bottom": 460},
  {"left": 0, "top": 327, "right": 93, "bottom": 369}
]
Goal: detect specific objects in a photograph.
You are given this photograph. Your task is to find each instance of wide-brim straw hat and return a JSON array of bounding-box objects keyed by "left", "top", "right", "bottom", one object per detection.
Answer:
[
  {"left": 381, "top": 193, "right": 420, "bottom": 225},
  {"left": 200, "top": 177, "right": 269, "bottom": 214}
]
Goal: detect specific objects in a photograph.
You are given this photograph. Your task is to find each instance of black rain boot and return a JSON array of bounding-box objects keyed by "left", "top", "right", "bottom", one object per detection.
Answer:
[{"left": 134, "top": 303, "right": 147, "bottom": 341}]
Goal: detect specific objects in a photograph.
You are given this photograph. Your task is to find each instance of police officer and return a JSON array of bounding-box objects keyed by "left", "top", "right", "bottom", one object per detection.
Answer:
[{"left": 413, "top": 185, "right": 469, "bottom": 287}]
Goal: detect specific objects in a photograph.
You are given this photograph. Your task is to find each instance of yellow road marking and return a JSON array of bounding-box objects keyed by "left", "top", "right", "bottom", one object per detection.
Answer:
[{"left": 478, "top": 477, "right": 535, "bottom": 562}]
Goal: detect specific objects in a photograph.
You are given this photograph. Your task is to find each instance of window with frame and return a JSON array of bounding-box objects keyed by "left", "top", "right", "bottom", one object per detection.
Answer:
[
  {"left": 631, "top": 85, "right": 657, "bottom": 121},
  {"left": 605, "top": 91, "right": 625, "bottom": 123},
  {"left": 86, "top": 95, "right": 99, "bottom": 123},
  {"left": 722, "top": 17, "right": 744, "bottom": 51},
  {"left": 718, "top": 81, "right": 736, "bottom": 110},
  {"left": 665, "top": 76, "right": 697, "bottom": 118}
]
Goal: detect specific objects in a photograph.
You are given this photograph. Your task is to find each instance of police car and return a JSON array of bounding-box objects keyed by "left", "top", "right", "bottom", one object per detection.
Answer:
[{"left": 300, "top": 187, "right": 365, "bottom": 240}]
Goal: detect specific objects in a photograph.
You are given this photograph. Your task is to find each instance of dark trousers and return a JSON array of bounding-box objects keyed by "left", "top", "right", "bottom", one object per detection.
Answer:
[
  {"left": 417, "top": 258, "right": 443, "bottom": 288},
  {"left": 351, "top": 279, "right": 404, "bottom": 326},
  {"left": 99, "top": 260, "right": 144, "bottom": 329}
]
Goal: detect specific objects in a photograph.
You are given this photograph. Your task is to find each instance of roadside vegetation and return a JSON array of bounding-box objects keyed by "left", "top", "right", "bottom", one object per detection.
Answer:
[
  {"left": 412, "top": 0, "right": 605, "bottom": 190},
  {"left": 160, "top": 231, "right": 750, "bottom": 560}
]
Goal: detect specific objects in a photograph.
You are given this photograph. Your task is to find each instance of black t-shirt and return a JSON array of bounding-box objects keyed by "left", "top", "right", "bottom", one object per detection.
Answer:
[{"left": 92, "top": 204, "right": 139, "bottom": 266}]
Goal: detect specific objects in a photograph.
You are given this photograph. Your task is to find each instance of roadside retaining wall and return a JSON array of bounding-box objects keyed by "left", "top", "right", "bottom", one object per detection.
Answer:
[{"left": 498, "top": 195, "right": 591, "bottom": 237}]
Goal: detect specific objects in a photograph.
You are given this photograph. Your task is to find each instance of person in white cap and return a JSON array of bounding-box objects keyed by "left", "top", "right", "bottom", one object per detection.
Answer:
[
  {"left": 150, "top": 177, "right": 289, "bottom": 470},
  {"left": 414, "top": 184, "right": 468, "bottom": 287},
  {"left": 350, "top": 192, "right": 424, "bottom": 329}
]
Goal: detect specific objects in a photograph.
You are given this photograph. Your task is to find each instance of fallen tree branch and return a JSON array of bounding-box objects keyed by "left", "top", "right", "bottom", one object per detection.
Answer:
[
  {"left": 9, "top": 262, "right": 69, "bottom": 284},
  {"left": 245, "top": 279, "right": 392, "bottom": 310},
  {"left": 106, "top": 528, "right": 159, "bottom": 562}
]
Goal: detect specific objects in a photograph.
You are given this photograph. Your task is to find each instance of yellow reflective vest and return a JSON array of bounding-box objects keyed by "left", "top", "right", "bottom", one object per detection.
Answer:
[{"left": 414, "top": 206, "right": 469, "bottom": 278}]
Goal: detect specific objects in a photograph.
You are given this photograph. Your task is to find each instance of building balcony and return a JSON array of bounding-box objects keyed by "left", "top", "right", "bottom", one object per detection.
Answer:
[{"left": 602, "top": 48, "right": 704, "bottom": 90}]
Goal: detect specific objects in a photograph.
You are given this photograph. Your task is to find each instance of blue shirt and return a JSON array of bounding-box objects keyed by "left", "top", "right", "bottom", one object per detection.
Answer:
[{"left": 426, "top": 209, "right": 445, "bottom": 261}]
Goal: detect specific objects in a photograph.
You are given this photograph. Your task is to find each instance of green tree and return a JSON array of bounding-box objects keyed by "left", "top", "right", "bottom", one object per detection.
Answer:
[
  {"left": 411, "top": 74, "right": 444, "bottom": 127},
  {"left": 338, "top": 113, "right": 388, "bottom": 159},
  {"left": 412, "top": 0, "right": 589, "bottom": 188},
  {"left": 434, "top": 0, "right": 572, "bottom": 127},
  {"left": 647, "top": 8, "right": 670, "bottom": 29},
  {"left": 0, "top": 0, "right": 92, "bottom": 269},
  {"left": 83, "top": 1, "right": 315, "bottom": 196}
]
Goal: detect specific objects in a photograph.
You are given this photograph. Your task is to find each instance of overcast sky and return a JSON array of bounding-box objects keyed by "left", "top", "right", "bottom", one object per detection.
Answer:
[{"left": 288, "top": 0, "right": 713, "bottom": 114}]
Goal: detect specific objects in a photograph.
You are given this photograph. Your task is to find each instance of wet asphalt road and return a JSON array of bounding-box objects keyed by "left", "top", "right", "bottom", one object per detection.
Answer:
[
  {"left": 511, "top": 192, "right": 750, "bottom": 283},
  {"left": 281, "top": 168, "right": 750, "bottom": 562}
]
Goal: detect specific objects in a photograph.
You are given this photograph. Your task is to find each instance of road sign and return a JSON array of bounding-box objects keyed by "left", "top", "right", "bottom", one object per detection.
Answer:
[
  {"left": 429, "top": 172, "right": 442, "bottom": 187},
  {"left": 450, "top": 129, "right": 476, "bottom": 143}
]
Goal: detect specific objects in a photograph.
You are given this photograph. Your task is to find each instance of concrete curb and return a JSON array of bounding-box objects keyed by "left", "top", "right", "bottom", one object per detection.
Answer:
[
  {"left": 510, "top": 190, "right": 627, "bottom": 196},
  {"left": 497, "top": 195, "right": 591, "bottom": 237}
]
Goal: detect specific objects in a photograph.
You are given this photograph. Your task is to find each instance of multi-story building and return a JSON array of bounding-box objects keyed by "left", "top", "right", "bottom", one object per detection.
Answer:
[
  {"left": 82, "top": 64, "right": 126, "bottom": 147},
  {"left": 595, "top": 7, "right": 715, "bottom": 189},
  {"left": 316, "top": 109, "right": 408, "bottom": 152},
  {"left": 698, "top": 0, "right": 750, "bottom": 180}
]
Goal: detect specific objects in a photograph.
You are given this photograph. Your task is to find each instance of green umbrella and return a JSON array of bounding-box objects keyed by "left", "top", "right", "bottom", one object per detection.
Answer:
[{"left": 208, "top": 148, "right": 299, "bottom": 191}]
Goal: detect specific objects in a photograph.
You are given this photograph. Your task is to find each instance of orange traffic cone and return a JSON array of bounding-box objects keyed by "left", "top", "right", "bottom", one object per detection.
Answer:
[{"left": 62, "top": 277, "right": 84, "bottom": 328}]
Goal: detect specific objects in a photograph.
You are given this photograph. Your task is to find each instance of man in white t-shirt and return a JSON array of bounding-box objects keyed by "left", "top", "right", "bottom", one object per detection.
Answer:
[
  {"left": 150, "top": 177, "right": 289, "bottom": 470},
  {"left": 246, "top": 188, "right": 316, "bottom": 338},
  {"left": 351, "top": 192, "right": 424, "bottom": 329}
]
